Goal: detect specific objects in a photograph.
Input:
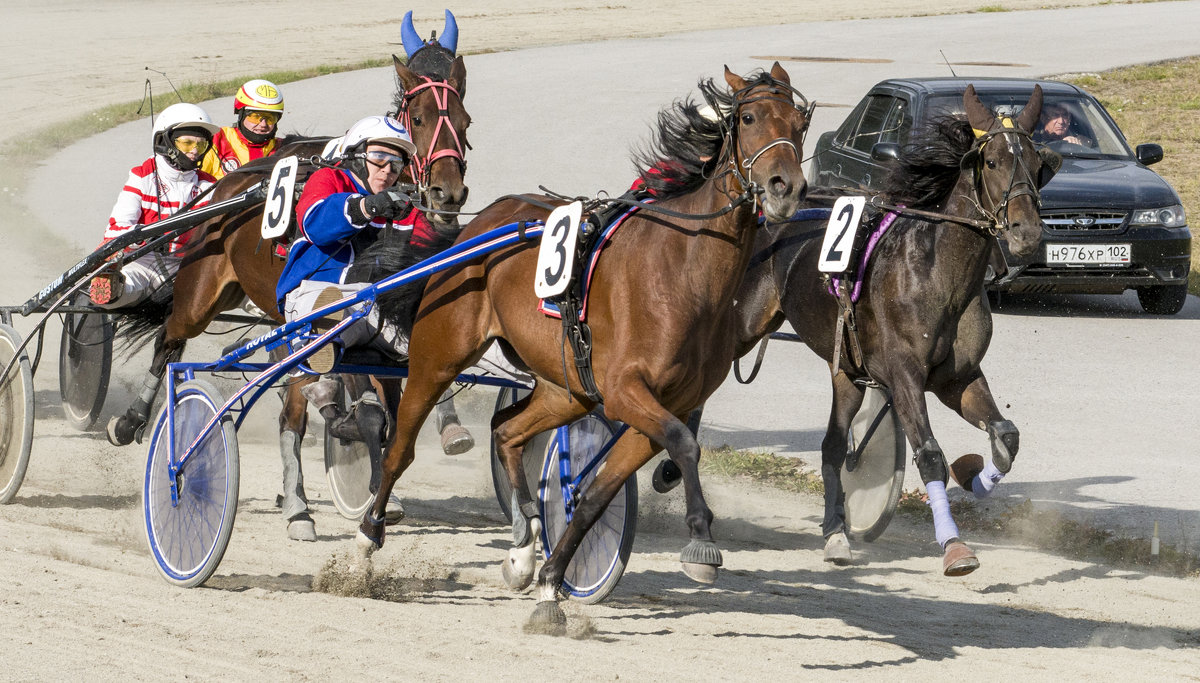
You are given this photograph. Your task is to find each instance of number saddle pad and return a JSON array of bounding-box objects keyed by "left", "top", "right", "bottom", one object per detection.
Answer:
[
  {"left": 827, "top": 207, "right": 902, "bottom": 304},
  {"left": 537, "top": 199, "right": 651, "bottom": 321}
]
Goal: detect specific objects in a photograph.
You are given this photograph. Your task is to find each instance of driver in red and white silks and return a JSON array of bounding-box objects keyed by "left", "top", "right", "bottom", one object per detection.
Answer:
[{"left": 90, "top": 103, "right": 218, "bottom": 309}]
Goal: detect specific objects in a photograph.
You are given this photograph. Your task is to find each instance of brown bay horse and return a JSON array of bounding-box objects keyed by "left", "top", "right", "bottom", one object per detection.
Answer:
[
  {"left": 354, "top": 63, "right": 812, "bottom": 631},
  {"left": 106, "top": 37, "right": 471, "bottom": 536},
  {"left": 732, "top": 85, "right": 1054, "bottom": 575}
]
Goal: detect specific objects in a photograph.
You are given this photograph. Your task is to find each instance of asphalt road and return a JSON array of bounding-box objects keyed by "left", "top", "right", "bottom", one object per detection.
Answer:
[{"left": 28, "top": 1, "right": 1200, "bottom": 551}]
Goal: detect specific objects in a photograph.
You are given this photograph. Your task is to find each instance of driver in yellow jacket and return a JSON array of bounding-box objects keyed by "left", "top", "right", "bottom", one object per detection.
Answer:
[{"left": 200, "top": 79, "right": 284, "bottom": 179}]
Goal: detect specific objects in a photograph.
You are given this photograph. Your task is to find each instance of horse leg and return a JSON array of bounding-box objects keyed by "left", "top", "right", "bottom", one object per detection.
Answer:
[
  {"left": 107, "top": 327, "right": 181, "bottom": 446},
  {"left": 492, "top": 383, "right": 589, "bottom": 592},
  {"left": 342, "top": 374, "right": 405, "bottom": 523},
  {"left": 820, "top": 372, "right": 865, "bottom": 565},
  {"left": 651, "top": 403, "right": 704, "bottom": 493},
  {"left": 888, "top": 371, "right": 980, "bottom": 577},
  {"left": 356, "top": 368, "right": 453, "bottom": 555},
  {"left": 604, "top": 381, "right": 721, "bottom": 584},
  {"left": 932, "top": 369, "right": 1019, "bottom": 499},
  {"left": 277, "top": 363, "right": 315, "bottom": 541},
  {"left": 434, "top": 388, "right": 475, "bottom": 455},
  {"left": 527, "top": 427, "right": 655, "bottom": 634}
]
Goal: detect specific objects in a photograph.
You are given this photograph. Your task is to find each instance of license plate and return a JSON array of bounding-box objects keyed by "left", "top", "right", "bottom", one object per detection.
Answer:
[{"left": 1045, "top": 243, "right": 1131, "bottom": 265}]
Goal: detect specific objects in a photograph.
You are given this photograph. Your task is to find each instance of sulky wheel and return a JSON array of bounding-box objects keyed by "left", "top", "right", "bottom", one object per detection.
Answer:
[
  {"left": 538, "top": 413, "right": 636, "bottom": 604},
  {"left": 142, "top": 379, "right": 240, "bottom": 588},
  {"left": 842, "top": 385, "right": 907, "bottom": 542},
  {"left": 0, "top": 324, "right": 35, "bottom": 504},
  {"left": 58, "top": 303, "right": 113, "bottom": 431}
]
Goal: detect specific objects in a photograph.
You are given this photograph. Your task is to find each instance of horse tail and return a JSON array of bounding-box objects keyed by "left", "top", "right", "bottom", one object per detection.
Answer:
[{"left": 109, "top": 280, "right": 175, "bottom": 359}]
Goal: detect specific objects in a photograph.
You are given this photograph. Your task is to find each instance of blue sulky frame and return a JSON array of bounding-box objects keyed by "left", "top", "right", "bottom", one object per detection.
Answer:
[
  {"left": 146, "top": 215, "right": 646, "bottom": 599},
  {"left": 159, "top": 218, "right": 549, "bottom": 495}
]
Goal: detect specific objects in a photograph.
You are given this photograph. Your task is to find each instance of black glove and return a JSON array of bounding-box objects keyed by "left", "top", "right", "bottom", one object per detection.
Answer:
[{"left": 361, "top": 189, "right": 412, "bottom": 221}]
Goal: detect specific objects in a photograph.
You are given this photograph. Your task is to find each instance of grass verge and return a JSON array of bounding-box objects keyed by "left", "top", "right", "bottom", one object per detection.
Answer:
[
  {"left": 703, "top": 445, "right": 1199, "bottom": 577},
  {"left": 1059, "top": 56, "right": 1200, "bottom": 295},
  {"left": 0, "top": 59, "right": 390, "bottom": 164}
]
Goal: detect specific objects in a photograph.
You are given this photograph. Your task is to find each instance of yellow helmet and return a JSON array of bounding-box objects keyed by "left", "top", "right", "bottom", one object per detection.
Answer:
[{"left": 234, "top": 79, "right": 284, "bottom": 118}]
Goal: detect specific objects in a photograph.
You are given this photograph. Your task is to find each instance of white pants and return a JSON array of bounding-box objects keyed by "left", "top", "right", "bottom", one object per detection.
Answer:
[
  {"left": 97, "top": 252, "right": 180, "bottom": 309},
  {"left": 283, "top": 279, "right": 532, "bottom": 384}
]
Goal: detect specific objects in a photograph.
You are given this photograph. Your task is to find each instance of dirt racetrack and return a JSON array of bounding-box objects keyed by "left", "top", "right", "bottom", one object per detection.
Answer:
[{"left": 1, "top": 2, "right": 1198, "bottom": 679}]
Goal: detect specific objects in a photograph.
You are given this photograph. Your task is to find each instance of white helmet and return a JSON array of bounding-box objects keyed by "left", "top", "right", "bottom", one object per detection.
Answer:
[
  {"left": 152, "top": 102, "right": 220, "bottom": 141},
  {"left": 152, "top": 103, "right": 220, "bottom": 172},
  {"left": 337, "top": 115, "right": 417, "bottom": 159}
]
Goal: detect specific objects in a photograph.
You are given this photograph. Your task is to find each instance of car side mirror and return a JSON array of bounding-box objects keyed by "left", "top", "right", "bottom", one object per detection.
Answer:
[
  {"left": 1136, "top": 143, "right": 1163, "bottom": 166},
  {"left": 871, "top": 142, "right": 901, "bottom": 162}
]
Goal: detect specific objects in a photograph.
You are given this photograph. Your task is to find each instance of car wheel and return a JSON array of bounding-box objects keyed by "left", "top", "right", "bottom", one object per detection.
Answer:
[{"left": 1136, "top": 283, "right": 1188, "bottom": 315}]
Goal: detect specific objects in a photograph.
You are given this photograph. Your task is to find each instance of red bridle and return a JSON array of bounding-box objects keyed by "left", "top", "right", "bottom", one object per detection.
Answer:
[{"left": 395, "top": 76, "right": 467, "bottom": 191}]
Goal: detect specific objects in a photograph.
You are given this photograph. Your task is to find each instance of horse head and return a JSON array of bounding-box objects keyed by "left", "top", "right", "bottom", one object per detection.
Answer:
[
  {"left": 962, "top": 84, "right": 1055, "bottom": 257},
  {"left": 722, "top": 62, "right": 811, "bottom": 222},
  {"left": 392, "top": 11, "right": 470, "bottom": 227}
]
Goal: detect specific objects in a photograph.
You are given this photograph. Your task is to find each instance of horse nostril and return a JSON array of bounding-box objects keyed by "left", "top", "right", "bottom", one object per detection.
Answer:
[{"left": 769, "top": 175, "right": 790, "bottom": 197}]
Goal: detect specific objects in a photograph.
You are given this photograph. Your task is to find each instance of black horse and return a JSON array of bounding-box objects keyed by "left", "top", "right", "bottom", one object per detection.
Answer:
[{"left": 732, "top": 85, "right": 1055, "bottom": 575}]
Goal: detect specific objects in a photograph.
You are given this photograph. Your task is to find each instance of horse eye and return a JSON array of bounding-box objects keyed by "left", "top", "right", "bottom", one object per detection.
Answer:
[
  {"left": 741, "top": 113, "right": 755, "bottom": 125},
  {"left": 986, "top": 159, "right": 997, "bottom": 169},
  {"left": 412, "top": 116, "right": 423, "bottom": 126}
]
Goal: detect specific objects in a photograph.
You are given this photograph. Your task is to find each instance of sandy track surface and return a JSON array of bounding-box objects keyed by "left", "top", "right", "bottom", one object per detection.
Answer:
[{"left": 1, "top": 2, "right": 1198, "bottom": 678}]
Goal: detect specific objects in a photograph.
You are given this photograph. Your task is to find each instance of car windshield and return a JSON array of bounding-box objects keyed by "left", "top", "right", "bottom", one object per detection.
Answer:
[{"left": 927, "top": 92, "right": 1133, "bottom": 160}]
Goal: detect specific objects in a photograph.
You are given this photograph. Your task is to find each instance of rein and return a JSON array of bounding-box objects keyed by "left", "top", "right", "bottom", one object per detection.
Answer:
[{"left": 395, "top": 76, "right": 467, "bottom": 193}]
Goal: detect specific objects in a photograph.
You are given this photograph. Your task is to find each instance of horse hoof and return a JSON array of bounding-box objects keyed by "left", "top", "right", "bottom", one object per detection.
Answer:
[
  {"left": 950, "top": 453, "right": 985, "bottom": 492},
  {"left": 439, "top": 423, "right": 475, "bottom": 455},
  {"left": 652, "top": 459, "right": 682, "bottom": 493},
  {"left": 524, "top": 601, "right": 567, "bottom": 636},
  {"left": 384, "top": 494, "right": 405, "bottom": 525},
  {"left": 287, "top": 514, "right": 317, "bottom": 542},
  {"left": 823, "top": 531, "right": 853, "bottom": 565},
  {"left": 988, "top": 421, "right": 1019, "bottom": 473},
  {"left": 942, "top": 540, "right": 980, "bottom": 577},
  {"left": 106, "top": 416, "right": 136, "bottom": 447},
  {"left": 355, "top": 530, "right": 381, "bottom": 559},
  {"left": 501, "top": 546, "right": 536, "bottom": 591},
  {"left": 680, "top": 539, "right": 722, "bottom": 583},
  {"left": 682, "top": 562, "right": 720, "bottom": 584}
]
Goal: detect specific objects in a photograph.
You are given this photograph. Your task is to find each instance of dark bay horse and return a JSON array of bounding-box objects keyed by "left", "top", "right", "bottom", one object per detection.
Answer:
[
  {"left": 732, "top": 85, "right": 1053, "bottom": 575},
  {"left": 105, "top": 35, "right": 471, "bottom": 537},
  {"left": 355, "top": 63, "right": 811, "bottom": 631}
]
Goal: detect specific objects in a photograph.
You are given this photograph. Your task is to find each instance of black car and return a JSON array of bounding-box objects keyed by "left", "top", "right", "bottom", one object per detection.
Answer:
[{"left": 810, "top": 77, "right": 1192, "bottom": 314}]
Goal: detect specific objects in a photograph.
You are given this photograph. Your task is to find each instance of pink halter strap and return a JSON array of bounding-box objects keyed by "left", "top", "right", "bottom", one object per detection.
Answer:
[{"left": 396, "top": 76, "right": 466, "bottom": 188}]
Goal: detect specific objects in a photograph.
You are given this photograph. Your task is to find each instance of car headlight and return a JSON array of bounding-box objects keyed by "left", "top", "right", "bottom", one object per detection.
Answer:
[{"left": 1131, "top": 204, "right": 1186, "bottom": 228}]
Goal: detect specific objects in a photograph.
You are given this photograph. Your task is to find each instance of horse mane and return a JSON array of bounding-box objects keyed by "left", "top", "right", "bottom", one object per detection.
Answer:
[
  {"left": 347, "top": 225, "right": 458, "bottom": 336},
  {"left": 391, "top": 45, "right": 457, "bottom": 112},
  {"left": 632, "top": 74, "right": 758, "bottom": 199},
  {"left": 881, "top": 115, "right": 974, "bottom": 208}
]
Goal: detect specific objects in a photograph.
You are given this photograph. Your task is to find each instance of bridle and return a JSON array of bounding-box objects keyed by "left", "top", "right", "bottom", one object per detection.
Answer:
[
  {"left": 712, "top": 77, "right": 815, "bottom": 212},
  {"left": 394, "top": 75, "right": 468, "bottom": 193},
  {"left": 962, "top": 120, "right": 1045, "bottom": 236}
]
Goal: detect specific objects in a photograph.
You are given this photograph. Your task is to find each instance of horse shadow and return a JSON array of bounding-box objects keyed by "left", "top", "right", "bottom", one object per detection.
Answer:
[{"left": 601, "top": 561, "right": 1193, "bottom": 664}]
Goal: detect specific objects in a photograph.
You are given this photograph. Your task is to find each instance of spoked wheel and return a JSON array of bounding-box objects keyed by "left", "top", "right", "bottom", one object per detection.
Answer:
[
  {"left": 323, "top": 376, "right": 374, "bottom": 521},
  {"left": 489, "top": 386, "right": 549, "bottom": 522},
  {"left": 842, "top": 385, "right": 906, "bottom": 542},
  {"left": 0, "top": 324, "right": 35, "bottom": 504},
  {"left": 539, "top": 413, "right": 637, "bottom": 604},
  {"left": 143, "top": 379, "right": 239, "bottom": 588},
  {"left": 58, "top": 303, "right": 113, "bottom": 431}
]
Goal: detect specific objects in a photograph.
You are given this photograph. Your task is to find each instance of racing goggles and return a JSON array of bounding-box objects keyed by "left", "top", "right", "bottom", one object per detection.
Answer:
[
  {"left": 244, "top": 110, "right": 280, "bottom": 126},
  {"left": 363, "top": 150, "right": 409, "bottom": 174},
  {"left": 172, "top": 136, "right": 210, "bottom": 155}
]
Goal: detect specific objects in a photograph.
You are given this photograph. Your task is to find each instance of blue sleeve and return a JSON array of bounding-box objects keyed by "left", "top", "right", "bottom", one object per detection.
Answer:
[{"left": 300, "top": 191, "right": 364, "bottom": 247}]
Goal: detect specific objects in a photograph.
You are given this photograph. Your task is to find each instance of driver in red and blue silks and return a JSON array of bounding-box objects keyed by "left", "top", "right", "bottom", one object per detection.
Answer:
[{"left": 276, "top": 115, "right": 436, "bottom": 320}]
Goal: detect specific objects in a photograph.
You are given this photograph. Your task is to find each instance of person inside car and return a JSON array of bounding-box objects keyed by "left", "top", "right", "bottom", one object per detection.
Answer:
[{"left": 1034, "top": 102, "right": 1093, "bottom": 147}]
